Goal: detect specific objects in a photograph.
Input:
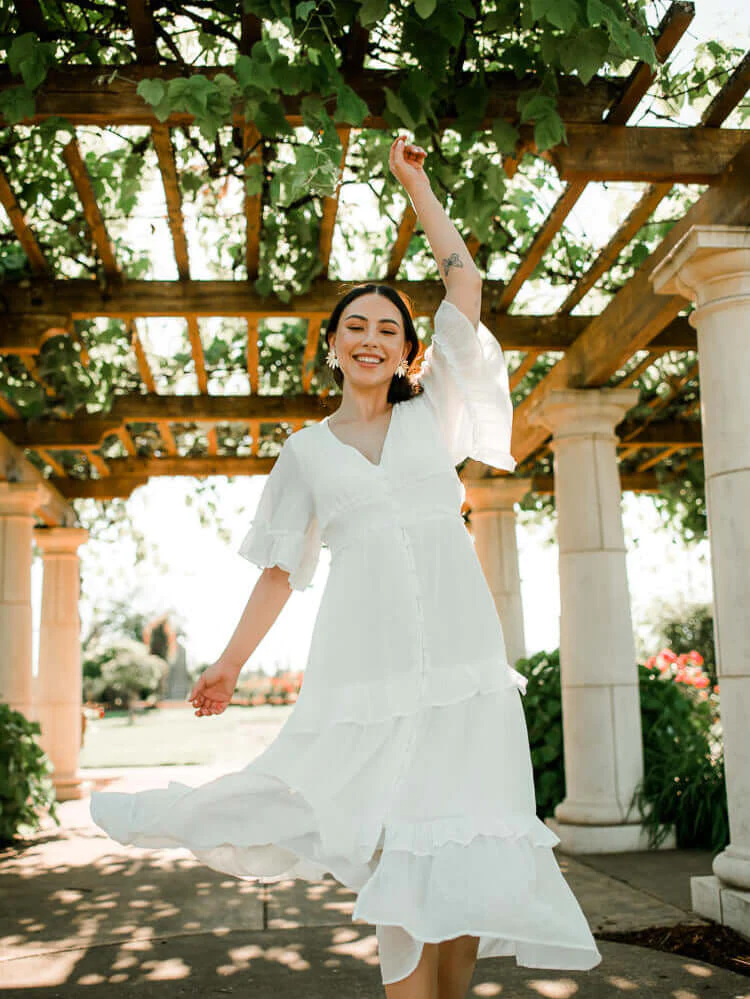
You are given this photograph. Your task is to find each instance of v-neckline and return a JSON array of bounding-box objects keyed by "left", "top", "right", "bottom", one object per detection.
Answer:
[{"left": 324, "top": 404, "right": 396, "bottom": 469}]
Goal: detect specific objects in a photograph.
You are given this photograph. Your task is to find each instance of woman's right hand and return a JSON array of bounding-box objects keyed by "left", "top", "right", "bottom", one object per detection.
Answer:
[
  {"left": 188, "top": 661, "right": 237, "bottom": 717},
  {"left": 389, "top": 135, "right": 428, "bottom": 194}
]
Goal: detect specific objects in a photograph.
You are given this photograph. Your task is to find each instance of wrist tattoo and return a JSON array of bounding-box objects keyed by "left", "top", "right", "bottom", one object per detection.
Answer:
[{"left": 442, "top": 252, "right": 465, "bottom": 278}]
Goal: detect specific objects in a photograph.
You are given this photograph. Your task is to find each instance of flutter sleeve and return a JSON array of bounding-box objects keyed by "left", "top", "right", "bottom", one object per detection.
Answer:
[
  {"left": 238, "top": 437, "right": 321, "bottom": 591},
  {"left": 417, "top": 297, "right": 517, "bottom": 471}
]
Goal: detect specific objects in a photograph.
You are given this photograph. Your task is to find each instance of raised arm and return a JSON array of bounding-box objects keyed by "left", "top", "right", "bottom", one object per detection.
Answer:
[{"left": 389, "top": 135, "right": 481, "bottom": 329}]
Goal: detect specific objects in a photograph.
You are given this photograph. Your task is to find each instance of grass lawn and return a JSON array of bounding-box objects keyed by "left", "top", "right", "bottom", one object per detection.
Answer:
[{"left": 79, "top": 703, "right": 293, "bottom": 767}]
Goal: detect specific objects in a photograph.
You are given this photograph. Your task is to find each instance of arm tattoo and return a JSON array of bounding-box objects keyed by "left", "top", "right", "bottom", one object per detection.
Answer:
[{"left": 442, "top": 252, "right": 465, "bottom": 278}]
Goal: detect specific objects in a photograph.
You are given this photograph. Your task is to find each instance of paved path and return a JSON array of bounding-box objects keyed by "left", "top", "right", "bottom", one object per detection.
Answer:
[{"left": 0, "top": 754, "right": 748, "bottom": 996}]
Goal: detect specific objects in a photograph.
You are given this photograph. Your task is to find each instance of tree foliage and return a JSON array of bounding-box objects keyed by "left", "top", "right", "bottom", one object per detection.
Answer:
[{"left": 0, "top": 2, "right": 746, "bottom": 540}]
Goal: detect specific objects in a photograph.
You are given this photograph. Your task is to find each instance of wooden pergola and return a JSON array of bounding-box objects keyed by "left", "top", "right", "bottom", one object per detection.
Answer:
[
  {"left": 0, "top": 2, "right": 747, "bottom": 524},
  {"left": 3, "top": 0, "right": 750, "bottom": 946}
]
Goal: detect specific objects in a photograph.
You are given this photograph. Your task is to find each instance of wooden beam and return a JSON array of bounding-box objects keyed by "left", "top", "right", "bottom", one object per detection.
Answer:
[
  {"left": 4, "top": 397, "right": 702, "bottom": 452},
  {"left": 511, "top": 140, "right": 750, "bottom": 466},
  {"left": 151, "top": 123, "right": 190, "bottom": 278},
  {"left": 302, "top": 318, "right": 322, "bottom": 393},
  {"left": 61, "top": 139, "right": 120, "bottom": 278},
  {"left": 496, "top": 3, "right": 694, "bottom": 312},
  {"left": 0, "top": 292, "right": 698, "bottom": 354},
  {"left": 386, "top": 204, "right": 418, "bottom": 279},
  {"left": 603, "top": 1, "right": 695, "bottom": 126},
  {"left": 558, "top": 184, "right": 672, "bottom": 314},
  {"left": 243, "top": 123, "right": 263, "bottom": 280},
  {"left": 0, "top": 167, "right": 50, "bottom": 275},
  {"left": 532, "top": 471, "right": 676, "bottom": 494},
  {"left": 543, "top": 125, "right": 747, "bottom": 184},
  {"left": 0, "top": 66, "right": 618, "bottom": 128},
  {"left": 127, "top": 318, "right": 156, "bottom": 392},
  {"left": 126, "top": 0, "right": 159, "bottom": 63},
  {"left": 559, "top": 48, "right": 749, "bottom": 315},
  {"left": 318, "top": 128, "right": 351, "bottom": 278}
]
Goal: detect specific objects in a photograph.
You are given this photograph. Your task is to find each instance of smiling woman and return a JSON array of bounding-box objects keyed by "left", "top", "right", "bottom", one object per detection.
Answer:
[{"left": 90, "top": 139, "right": 601, "bottom": 998}]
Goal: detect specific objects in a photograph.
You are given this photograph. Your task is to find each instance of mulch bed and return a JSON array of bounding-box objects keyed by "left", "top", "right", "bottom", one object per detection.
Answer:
[{"left": 596, "top": 922, "right": 750, "bottom": 977}]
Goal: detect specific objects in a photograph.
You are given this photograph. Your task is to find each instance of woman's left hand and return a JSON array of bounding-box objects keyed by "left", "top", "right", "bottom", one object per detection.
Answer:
[{"left": 389, "top": 135, "right": 428, "bottom": 192}]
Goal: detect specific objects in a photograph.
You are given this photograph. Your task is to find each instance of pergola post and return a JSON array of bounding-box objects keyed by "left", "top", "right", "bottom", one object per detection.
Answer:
[
  {"left": 650, "top": 224, "right": 750, "bottom": 935},
  {"left": 464, "top": 477, "right": 531, "bottom": 669},
  {"left": 0, "top": 483, "right": 45, "bottom": 720},
  {"left": 528, "top": 388, "right": 667, "bottom": 853},
  {"left": 32, "top": 526, "right": 91, "bottom": 801}
]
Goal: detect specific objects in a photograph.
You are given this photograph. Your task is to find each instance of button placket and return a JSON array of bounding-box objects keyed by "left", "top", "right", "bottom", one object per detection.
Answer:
[{"left": 383, "top": 477, "right": 429, "bottom": 816}]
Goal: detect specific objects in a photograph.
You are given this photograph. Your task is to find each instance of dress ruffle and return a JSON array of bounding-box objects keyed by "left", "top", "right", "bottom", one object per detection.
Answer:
[
  {"left": 291, "top": 657, "right": 528, "bottom": 730},
  {"left": 418, "top": 298, "right": 517, "bottom": 471},
  {"left": 238, "top": 520, "right": 319, "bottom": 591}
]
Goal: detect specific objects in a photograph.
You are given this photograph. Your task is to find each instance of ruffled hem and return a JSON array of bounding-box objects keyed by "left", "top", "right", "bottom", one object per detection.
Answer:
[
  {"left": 420, "top": 299, "right": 517, "bottom": 471},
  {"left": 238, "top": 522, "right": 317, "bottom": 591},
  {"left": 291, "top": 657, "right": 527, "bottom": 731},
  {"left": 356, "top": 837, "right": 602, "bottom": 982}
]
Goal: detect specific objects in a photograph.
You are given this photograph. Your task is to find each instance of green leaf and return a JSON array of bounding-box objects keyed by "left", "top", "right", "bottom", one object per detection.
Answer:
[
  {"left": 8, "top": 33, "right": 55, "bottom": 90},
  {"left": 255, "top": 99, "right": 295, "bottom": 137},
  {"left": 415, "top": 0, "right": 437, "bottom": 18},
  {"left": 296, "top": 0, "right": 316, "bottom": 17},
  {"left": 518, "top": 92, "right": 556, "bottom": 123},
  {"left": 137, "top": 78, "right": 166, "bottom": 107},
  {"left": 359, "top": 0, "right": 389, "bottom": 27},
  {"left": 558, "top": 27, "right": 610, "bottom": 83},
  {"left": 382, "top": 86, "right": 417, "bottom": 130},
  {"left": 531, "top": 0, "right": 580, "bottom": 32},
  {"left": 491, "top": 118, "right": 520, "bottom": 154},
  {"left": 0, "top": 85, "right": 36, "bottom": 125},
  {"left": 534, "top": 111, "right": 566, "bottom": 152},
  {"left": 334, "top": 82, "right": 369, "bottom": 126}
]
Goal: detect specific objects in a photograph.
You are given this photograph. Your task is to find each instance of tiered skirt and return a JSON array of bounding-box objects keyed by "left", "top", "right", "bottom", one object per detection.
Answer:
[{"left": 90, "top": 658, "right": 602, "bottom": 984}]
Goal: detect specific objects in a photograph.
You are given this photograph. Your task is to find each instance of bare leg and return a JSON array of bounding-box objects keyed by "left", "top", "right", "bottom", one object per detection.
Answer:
[
  {"left": 384, "top": 941, "right": 439, "bottom": 999},
  {"left": 437, "top": 934, "right": 480, "bottom": 999}
]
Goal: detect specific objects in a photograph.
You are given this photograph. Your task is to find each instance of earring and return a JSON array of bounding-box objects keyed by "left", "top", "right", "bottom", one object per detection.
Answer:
[
  {"left": 395, "top": 357, "right": 409, "bottom": 378},
  {"left": 326, "top": 345, "right": 339, "bottom": 370}
]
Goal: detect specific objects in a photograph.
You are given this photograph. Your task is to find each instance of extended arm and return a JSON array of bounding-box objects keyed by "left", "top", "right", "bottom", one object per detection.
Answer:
[
  {"left": 189, "top": 566, "right": 293, "bottom": 716},
  {"left": 389, "top": 136, "right": 482, "bottom": 327}
]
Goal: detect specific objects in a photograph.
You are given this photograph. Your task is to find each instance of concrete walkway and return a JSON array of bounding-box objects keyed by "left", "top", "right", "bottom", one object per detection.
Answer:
[{"left": 0, "top": 763, "right": 748, "bottom": 997}]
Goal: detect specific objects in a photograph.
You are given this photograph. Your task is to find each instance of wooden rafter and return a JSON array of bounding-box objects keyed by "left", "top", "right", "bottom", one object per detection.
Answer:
[
  {"left": 126, "top": 0, "right": 159, "bottom": 63},
  {"left": 318, "top": 127, "right": 351, "bottom": 277},
  {"left": 386, "top": 204, "right": 418, "bottom": 279},
  {"left": 1, "top": 66, "right": 618, "bottom": 129},
  {"left": 497, "top": 2, "right": 694, "bottom": 313},
  {"left": 0, "top": 167, "right": 49, "bottom": 275},
  {"left": 4, "top": 400, "right": 701, "bottom": 452},
  {"left": 127, "top": 318, "right": 156, "bottom": 392},
  {"left": 558, "top": 48, "right": 750, "bottom": 316},
  {"left": 511, "top": 140, "right": 750, "bottom": 466},
  {"left": 61, "top": 139, "right": 120, "bottom": 279},
  {"left": 0, "top": 279, "right": 699, "bottom": 346}
]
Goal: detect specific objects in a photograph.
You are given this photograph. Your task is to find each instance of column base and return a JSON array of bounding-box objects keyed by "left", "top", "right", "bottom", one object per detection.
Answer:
[
  {"left": 53, "top": 775, "right": 94, "bottom": 801},
  {"left": 712, "top": 844, "right": 750, "bottom": 891},
  {"left": 691, "top": 875, "right": 750, "bottom": 941},
  {"left": 545, "top": 817, "right": 676, "bottom": 854}
]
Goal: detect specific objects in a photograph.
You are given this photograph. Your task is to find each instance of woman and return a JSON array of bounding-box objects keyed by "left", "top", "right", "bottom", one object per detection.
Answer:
[{"left": 90, "top": 136, "right": 601, "bottom": 997}]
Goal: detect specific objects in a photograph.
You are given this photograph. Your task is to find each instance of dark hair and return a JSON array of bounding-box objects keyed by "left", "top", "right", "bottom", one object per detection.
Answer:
[{"left": 323, "top": 283, "right": 425, "bottom": 404}]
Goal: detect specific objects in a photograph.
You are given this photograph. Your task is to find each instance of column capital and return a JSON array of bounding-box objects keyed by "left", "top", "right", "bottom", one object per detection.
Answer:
[
  {"left": 528, "top": 387, "right": 639, "bottom": 440},
  {"left": 464, "top": 476, "right": 532, "bottom": 513},
  {"left": 650, "top": 224, "right": 750, "bottom": 323},
  {"left": 0, "top": 482, "right": 46, "bottom": 517},
  {"left": 33, "top": 525, "right": 89, "bottom": 555}
]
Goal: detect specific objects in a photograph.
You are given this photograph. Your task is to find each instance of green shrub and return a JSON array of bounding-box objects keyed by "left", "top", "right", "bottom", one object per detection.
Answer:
[
  {"left": 513, "top": 647, "right": 727, "bottom": 851},
  {"left": 0, "top": 702, "right": 60, "bottom": 845},
  {"left": 513, "top": 649, "right": 564, "bottom": 821}
]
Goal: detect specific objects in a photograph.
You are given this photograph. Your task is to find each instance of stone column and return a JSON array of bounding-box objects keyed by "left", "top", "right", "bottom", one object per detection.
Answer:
[
  {"left": 464, "top": 477, "right": 531, "bottom": 669},
  {"left": 528, "top": 388, "right": 667, "bottom": 853},
  {"left": 650, "top": 224, "right": 750, "bottom": 933},
  {"left": 33, "top": 526, "right": 91, "bottom": 801},
  {"left": 0, "top": 483, "right": 45, "bottom": 720}
]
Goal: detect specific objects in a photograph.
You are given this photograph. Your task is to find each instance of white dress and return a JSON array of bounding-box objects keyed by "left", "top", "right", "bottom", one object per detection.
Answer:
[{"left": 89, "top": 298, "right": 602, "bottom": 985}]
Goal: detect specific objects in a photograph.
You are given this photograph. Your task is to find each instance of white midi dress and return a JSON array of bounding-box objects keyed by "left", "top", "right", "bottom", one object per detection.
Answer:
[{"left": 89, "top": 298, "right": 602, "bottom": 984}]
